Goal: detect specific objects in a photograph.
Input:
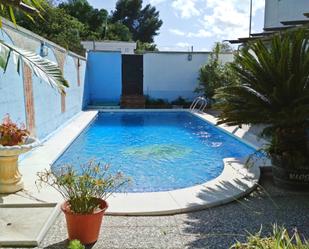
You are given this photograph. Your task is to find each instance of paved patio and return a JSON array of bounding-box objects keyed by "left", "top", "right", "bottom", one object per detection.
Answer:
[{"left": 8, "top": 174, "right": 309, "bottom": 249}]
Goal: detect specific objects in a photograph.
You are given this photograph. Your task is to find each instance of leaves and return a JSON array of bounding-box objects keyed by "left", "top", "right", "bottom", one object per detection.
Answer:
[
  {"left": 215, "top": 29, "right": 309, "bottom": 128},
  {"left": 231, "top": 225, "right": 309, "bottom": 249},
  {"left": 196, "top": 42, "right": 238, "bottom": 103},
  {"left": 0, "top": 114, "right": 29, "bottom": 146},
  {"left": 111, "top": 0, "right": 163, "bottom": 43},
  {"left": 0, "top": 0, "right": 43, "bottom": 27},
  {"left": 214, "top": 28, "right": 309, "bottom": 160},
  {"left": 36, "top": 160, "right": 130, "bottom": 214},
  {"left": 0, "top": 40, "right": 69, "bottom": 94}
]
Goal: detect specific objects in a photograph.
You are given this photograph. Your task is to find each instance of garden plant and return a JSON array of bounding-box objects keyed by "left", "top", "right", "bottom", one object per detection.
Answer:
[
  {"left": 0, "top": 114, "right": 38, "bottom": 193},
  {"left": 36, "top": 160, "right": 129, "bottom": 244},
  {"left": 231, "top": 225, "right": 309, "bottom": 249},
  {"left": 215, "top": 28, "right": 309, "bottom": 189}
]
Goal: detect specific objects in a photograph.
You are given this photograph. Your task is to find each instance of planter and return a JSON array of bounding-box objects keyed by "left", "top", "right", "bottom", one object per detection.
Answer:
[
  {"left": 271, "top": 155, "right": 309, "bottom": 190},
  {"left": 0, "top": 137, "right": 39, "bottom": 193},
  {"left": 61, "top": 199, "right": 108, "bottom": 245}
]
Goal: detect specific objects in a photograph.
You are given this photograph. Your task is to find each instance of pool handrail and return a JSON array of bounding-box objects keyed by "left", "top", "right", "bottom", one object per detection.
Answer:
[{"left": 190, "top": 96, "right": 208, "bottom": 113}]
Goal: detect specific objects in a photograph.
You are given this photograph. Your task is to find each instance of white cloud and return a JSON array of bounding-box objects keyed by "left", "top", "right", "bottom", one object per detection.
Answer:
[
  {"left": 149, "top": 0, "right": 166, "bottom": 5},
  {"left": 169, "top": 28, "right": 211, "bottom": 38},
  {"left": 147, "top": 0, "right": 265, "bottom": 50},
  {"left": 197, "top": 0, "right": 264, "bottom": 40},
  {"left": 171, "top": 0, "right": 200, "bottom": 19},
  {"left": 169, "top": 28, "right": 186, "bottom": 36},
  {"left": 176, "top": 42, "right": 191, "bottom": 48},
  {"left": 187, "top": 29, "right": 212, "bottom": 38}
]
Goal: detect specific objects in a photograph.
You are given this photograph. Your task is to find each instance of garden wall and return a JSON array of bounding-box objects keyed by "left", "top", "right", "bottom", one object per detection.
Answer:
[
  {"left": 143, "top": 52, "right": 233, "bottom": 102},
  {"left": 84, "top": 51, "right": 122, "bottom": 105},
  {"left": 84, "top": 51, "right": 234, "bottom": 105},
  {"left": 0, "top": 19, "right": 86, "bottom": 140}
]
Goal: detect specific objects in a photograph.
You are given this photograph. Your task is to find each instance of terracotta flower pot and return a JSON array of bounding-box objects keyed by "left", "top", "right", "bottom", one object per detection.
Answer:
[
  {"left": 61, "top": 199, "right": 108, "bottom": 245},
  {"left": 0, "top": 137, "right": 39, "bottom": 193}
]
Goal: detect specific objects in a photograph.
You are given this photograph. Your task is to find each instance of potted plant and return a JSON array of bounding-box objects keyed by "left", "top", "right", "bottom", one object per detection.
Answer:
[
  {"left": 215, "top": 28, "right": 309, "bottom": 190},
  {"left": 0, "top": 114, "right": 39, "bottom": 193},
  {"left": 36, "top": 161, "right": 129, "bottom": 245}
]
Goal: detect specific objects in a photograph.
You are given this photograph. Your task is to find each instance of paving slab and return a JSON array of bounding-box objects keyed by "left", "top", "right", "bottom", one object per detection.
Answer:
[{"left": 0, "top": 204, "right": 60, "bottom": 247}]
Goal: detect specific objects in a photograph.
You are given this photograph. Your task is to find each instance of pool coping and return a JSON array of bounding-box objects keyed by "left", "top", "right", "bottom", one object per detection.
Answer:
[{"left": 1, "top": 109, "right": 266, "bottom": 216}]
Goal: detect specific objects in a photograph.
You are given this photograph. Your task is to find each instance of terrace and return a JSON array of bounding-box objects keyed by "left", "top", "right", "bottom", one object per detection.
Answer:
[{"left": 0, "top": 1, "right": 309, "bottom": 249}]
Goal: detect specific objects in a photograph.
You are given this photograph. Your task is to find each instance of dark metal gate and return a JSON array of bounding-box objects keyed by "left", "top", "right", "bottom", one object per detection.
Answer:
[
  {"left": 122, "top": 55, "right": 143, "bottom": 96},
  {"left": 121, "top": 55, "right": 145, "bottom": 108}
]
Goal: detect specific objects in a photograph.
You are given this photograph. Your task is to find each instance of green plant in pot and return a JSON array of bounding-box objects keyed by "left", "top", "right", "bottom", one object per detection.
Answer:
[
  {"left": 0, "top": 114, "right": 39, "bottom": 193},
  {"left": 36, "top": 161, "right": 129, "bottom": 245},
  {"left": 215, "top": 28, "right": 309, "bottom": 190}
]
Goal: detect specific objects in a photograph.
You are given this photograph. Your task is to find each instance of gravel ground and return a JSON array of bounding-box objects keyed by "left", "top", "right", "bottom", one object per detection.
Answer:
[{"left": 10, "top": 175, "right": 309, "bottom": 249}]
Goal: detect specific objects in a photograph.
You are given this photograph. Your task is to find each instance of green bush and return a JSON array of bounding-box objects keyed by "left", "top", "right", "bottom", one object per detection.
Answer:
[
  {"left": 195, "top": 42, "right": 239, "bottom": 104},
  {"left": 231, "top": 225, "right": 309, "bottom": 249},
  {"left": 145, "top": 95, "right": 170, "bottom": 108},
  {"left": 171, "top": 96, "right": 191, "bottom": 107}
]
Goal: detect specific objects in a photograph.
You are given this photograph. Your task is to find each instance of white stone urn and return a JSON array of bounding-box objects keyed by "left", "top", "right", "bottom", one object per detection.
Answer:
[{"left": 0, "top": 137, "right": 39, "bottom": 194}]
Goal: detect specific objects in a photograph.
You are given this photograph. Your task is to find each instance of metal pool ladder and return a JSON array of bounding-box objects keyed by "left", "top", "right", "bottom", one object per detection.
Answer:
[{"left": 190, "top": 96, "right": 208, "bottom": 113}]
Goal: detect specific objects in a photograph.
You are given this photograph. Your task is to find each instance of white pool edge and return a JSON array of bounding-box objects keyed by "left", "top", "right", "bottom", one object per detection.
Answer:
[{"left": 6, "top": 109, "right": 264, "bottom": 216}]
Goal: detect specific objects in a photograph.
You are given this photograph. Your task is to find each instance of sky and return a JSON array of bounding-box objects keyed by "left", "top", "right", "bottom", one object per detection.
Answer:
[{"left": 88, "top": 0, "right": 265, "bottom": 51}]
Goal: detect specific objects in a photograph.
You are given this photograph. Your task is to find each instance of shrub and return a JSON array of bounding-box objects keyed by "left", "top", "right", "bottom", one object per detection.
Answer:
[
  {"left": 145, "top": 95, "right": 170, "bottom": 108},
  {"left": 171, "top": 96, "right": 191, "bottom": 107},
  {"left": 195, "top": 42, "right": 239, "bottom": 104},
  {"left": 0, "top": 114, "right": 29, "bottom": 146},
  {"left": 231, "top": 225, "right": 309, "bottom": 249}
]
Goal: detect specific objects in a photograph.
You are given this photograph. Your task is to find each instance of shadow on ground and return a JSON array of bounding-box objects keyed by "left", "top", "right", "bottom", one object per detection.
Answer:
[
  {"left": 37, "top": 175, "right": 309, "bottom": 249},
  {"left": 182, "top": 175, "right": 309, "bottom": 249}
]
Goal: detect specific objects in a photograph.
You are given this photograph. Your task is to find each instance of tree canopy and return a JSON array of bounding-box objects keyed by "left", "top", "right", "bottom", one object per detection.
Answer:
[
  {"left": 111, "top": 0, "right": 163, "bottom": 43},
  {"left": 59, "top": 0, "right": 108, "bottom": 35},
  {"left": 16, "top": 2, "right": 90, "bottom": 55},
  {"left": 12, "top": 0, "right": 162, "bottom": 55}
]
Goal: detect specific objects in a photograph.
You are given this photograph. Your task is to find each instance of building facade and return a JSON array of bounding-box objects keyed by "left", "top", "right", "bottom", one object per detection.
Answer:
[{"left": 264, "top": 0, "right": 309, "bottom": 29}]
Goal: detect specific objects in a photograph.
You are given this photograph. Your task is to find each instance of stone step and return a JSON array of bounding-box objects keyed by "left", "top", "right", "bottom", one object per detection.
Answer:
[{"left": 121, "top": 95, "right": 146, "bottom": 109}]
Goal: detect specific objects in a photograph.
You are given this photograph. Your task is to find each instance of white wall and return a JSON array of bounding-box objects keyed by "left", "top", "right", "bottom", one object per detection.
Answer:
[
  {"left": 264, "top": 0, "right": 309, "bottom": 29},
  {"left": 143, "top": 52, "right": 233, "bottom": 101},
  {"left": 81, "top": 41, "right": 136, "bottom": 54}
]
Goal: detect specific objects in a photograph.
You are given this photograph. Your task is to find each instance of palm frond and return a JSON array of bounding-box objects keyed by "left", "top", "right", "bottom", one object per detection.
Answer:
[
  {"left": 0, "top": 39, "right": 69, "bottom": 94},
  {"left": 215, "top": 28, "right": 309, "bottom": 130},
  {"left": 0, "top": 0, "right": 43, "bottom": 27}
]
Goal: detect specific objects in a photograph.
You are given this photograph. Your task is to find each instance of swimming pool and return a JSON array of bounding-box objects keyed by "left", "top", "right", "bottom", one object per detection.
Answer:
[{"left": 53, "top": 111, "right": 256, "bottom": 192}]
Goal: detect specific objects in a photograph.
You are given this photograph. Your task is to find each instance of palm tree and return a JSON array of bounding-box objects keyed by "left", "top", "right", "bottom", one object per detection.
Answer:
[
  {"left": 0, "top": 0, "right": 69, "bottom": 93},
  {"left": 215, "top": 29, "right": 309, "bottom": 187}
]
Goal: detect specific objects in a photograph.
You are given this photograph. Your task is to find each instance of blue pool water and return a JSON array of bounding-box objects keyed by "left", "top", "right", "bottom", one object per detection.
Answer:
[{"left": 53, "top": 112, "right": 256, "bottom": 192}]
